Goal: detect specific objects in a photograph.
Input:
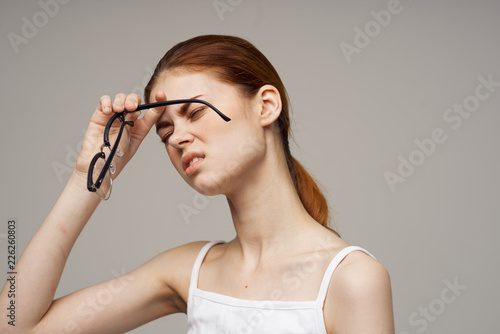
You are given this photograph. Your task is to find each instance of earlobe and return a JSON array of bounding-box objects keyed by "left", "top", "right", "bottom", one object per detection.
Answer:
[{"left": 257, "top": 85, "right": 282, "bottom": 127}]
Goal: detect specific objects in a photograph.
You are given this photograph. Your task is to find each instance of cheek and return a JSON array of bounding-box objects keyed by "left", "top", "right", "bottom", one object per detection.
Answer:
[{"left": 211, "top": 127, "right": 265, "bottom": 175}]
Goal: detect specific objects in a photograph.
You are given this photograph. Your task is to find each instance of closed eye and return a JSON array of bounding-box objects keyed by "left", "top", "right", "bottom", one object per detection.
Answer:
[
  {"left": 160, "top": 132, "right": 172, "bottom": 144},
  {"left": 189, "top": 106, "right": 206, "bottom": 119}
]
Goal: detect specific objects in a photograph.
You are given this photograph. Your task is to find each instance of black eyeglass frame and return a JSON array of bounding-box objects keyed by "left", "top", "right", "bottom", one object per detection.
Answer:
[{"left": 87, "top": 99, "right": 231, "bottom": 194}]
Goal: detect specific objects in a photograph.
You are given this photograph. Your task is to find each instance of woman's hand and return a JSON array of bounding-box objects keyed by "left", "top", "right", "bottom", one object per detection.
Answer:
[{"left": 73, "top": 93, "right": 165, "bottom": 186}]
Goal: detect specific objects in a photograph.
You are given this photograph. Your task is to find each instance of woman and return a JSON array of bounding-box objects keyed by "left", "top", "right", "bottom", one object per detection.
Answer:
[{"left": 0, "top": 35, "right": 394, "bottom": 333}]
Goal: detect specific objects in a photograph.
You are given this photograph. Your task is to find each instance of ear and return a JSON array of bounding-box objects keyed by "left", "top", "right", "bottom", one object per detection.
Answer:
[{"left": 255, "top": 85, "right": 282, "bottom": 127}]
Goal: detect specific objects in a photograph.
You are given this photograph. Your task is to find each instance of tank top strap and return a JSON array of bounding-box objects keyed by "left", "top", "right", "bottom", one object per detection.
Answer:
[
  {"left": 315, "top": 246, "right": 376, "bottom": 306},
  {"left": 187, "top": 240, "right": 226, "bottom": 323},
  {"left": 188, "top": 240, "right": 225, "bottom": 295}
]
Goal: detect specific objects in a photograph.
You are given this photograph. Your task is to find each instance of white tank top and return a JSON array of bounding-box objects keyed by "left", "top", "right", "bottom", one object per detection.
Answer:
[{"left": 186, "top": 241, "right": 376, "bottom": 334}]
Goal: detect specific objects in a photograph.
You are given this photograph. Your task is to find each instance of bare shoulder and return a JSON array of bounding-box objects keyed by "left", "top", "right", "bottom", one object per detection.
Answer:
[
  {"left": 130, "top": 240, "right": 211, "bottom": 313},
  {"left": 332, "top": 250, "right": 390, "bottom": 290},
  {"left": 324, "top": 249, "right": 395, "bottom": 333}
]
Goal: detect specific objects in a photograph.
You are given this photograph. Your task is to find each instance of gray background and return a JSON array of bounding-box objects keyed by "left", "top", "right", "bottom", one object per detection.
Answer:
[{"left": 1, "top": 0, "right": 499, "bottom": 333}]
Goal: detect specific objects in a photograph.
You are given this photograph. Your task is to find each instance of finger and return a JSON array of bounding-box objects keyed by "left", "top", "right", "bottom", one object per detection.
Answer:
[
  {"left": 98, "top": 95, "right": 112, "bottom": 115},
  {"left": 140, "top": 90, "right": 167, "bottom": 128},
  {"left": 154, "top": 90, "right": 167, "bottom": 106},
  {"left": 91, "top": 95, "right": 114, "bottom": 126},
  {"left": 126, "top": 110, "right": 142, "bottom": 122},
  {"left": 125, "top": 93, "right": 141, "bottom": 112},
  {"left": 113, "top": 93, "right": 127, "bottom": 113}
]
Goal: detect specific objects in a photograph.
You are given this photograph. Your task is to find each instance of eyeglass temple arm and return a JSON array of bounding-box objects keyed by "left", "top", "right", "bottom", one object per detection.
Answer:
[{"left": 132, "top": 99, "right": 231, "bottom": 122}]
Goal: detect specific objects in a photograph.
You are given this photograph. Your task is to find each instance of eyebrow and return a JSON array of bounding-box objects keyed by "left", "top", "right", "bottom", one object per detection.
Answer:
[{"left": 155, "top": 94, "right": 203, "bottom": 134}]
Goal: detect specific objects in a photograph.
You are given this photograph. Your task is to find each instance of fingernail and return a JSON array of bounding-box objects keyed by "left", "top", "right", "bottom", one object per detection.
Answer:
[{"left": 104, "top": 106, "right": 110, "bottom": 113}]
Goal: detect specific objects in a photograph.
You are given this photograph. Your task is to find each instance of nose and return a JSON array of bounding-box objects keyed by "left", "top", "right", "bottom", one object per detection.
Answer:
[{"left": 168, "top": 126, "right": 193, "bottom": 149}]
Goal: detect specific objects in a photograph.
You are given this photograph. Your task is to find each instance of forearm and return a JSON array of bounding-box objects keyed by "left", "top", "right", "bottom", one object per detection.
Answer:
[
  {"left": 0, "top": 170, "right": 101, "bottom": 330},
  {"left": 0, "top": 92, "right": 162, "bottom": 333}
]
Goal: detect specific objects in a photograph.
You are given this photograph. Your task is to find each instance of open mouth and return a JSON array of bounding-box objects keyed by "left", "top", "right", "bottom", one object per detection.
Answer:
[
  {"left": 185, "top": 157, "right": 204, "bottom": 175},
  {"left": 182, "top": 152, "right": 206, "bottom": 175}
]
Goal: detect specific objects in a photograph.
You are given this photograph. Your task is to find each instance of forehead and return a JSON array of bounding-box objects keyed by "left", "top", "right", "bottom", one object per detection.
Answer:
[
  {"left": 152, "top": 70, "right": 241, "bottom": 129},
  {"left": 151, "top": 70, "right": 217, "bottom": 102}
]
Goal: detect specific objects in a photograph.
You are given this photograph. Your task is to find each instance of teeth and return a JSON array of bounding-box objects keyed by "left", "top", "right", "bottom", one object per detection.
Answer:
[{"left": 189, "top": 157, "right": 203, "bottom": 167}]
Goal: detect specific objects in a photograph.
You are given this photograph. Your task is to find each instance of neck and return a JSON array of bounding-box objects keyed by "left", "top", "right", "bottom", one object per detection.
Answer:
[{"left": 224, "top": 145, "right": 318, "bottom": 268}]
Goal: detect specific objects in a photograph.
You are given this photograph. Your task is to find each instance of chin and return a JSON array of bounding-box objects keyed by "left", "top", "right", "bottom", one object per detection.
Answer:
[
  {"left": 188, "top": 168, "right": 241, "bottom": 197},
  {"left": 186, "top": 174, "right": 223, "bottom": 197},
  {"left": 185, "top": 151, "right": 259, "bottom": 196}
]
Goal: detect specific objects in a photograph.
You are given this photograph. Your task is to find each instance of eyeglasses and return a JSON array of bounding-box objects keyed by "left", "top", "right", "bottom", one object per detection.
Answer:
[{"left": 87, "top": 99, "right": 231, "bottom": 200}]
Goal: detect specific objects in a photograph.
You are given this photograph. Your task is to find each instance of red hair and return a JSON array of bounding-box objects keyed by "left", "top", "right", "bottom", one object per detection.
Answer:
[{"left": 144, "top": 35, "right": 339, "bottom": 236}]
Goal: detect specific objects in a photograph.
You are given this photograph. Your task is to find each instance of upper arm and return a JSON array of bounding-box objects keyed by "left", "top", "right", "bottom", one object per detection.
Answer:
[
  {"left": 33, "top": 241, "right": 207, "bottom": 334},
  {"left": 324, "top": 251, "right": 395, "bottom": 334}
]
